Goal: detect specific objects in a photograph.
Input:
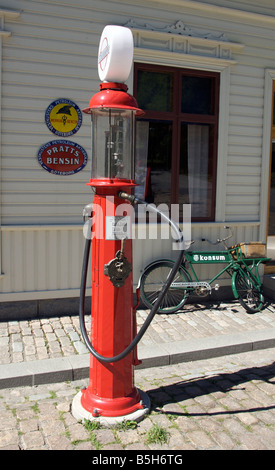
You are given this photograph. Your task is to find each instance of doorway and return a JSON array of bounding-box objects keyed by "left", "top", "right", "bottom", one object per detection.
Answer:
[
  {"left": 268, "top": 142, "right": 275, "bottom": 236},
  {"left": 267, "top": 81, "right": 275, "bottom": 266}
]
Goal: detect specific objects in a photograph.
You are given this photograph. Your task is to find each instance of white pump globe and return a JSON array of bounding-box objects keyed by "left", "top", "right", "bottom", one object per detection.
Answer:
[{"left": 97, "top": 25, "right": 134, "bottom": 83}]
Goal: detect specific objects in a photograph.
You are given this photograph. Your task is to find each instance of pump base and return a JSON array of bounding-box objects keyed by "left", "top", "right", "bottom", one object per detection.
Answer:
[{"left": 72, "top": 389, "right": 150, "bottom": 428}]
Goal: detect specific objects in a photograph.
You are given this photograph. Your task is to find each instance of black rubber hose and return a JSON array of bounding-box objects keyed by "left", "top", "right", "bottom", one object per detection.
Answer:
[{"left": 79, "top": 197, "right": 185, "bottom": 363}]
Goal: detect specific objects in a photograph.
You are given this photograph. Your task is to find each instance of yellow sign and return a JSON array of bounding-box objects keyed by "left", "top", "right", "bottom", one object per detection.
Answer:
[{"left": 45, "top": 99, "right": 82, "bottom": 137}]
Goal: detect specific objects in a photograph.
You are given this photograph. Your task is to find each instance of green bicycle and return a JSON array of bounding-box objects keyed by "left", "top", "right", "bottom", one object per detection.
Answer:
[{"left": 140, "top": 227, "right": 271, "bottom": 314}]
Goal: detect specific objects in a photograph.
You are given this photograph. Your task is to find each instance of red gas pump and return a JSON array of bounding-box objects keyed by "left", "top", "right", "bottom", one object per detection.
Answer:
[
  {"left": 72, "top": 25, "right": 185, "bottom": 426},
  {"left": 72, "top": 26, "right": 150, "bottom": 426}
]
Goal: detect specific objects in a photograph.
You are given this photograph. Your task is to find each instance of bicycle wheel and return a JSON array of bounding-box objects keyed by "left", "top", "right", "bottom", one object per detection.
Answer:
[
  {"left": 234, "top": 269, "right": 264, "bottom": 313},
  {"left": 140, "top": 260, "right": 190, "bottom": 313}
]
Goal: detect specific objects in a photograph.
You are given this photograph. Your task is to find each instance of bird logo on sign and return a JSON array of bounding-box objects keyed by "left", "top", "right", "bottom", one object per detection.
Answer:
[{"left": 56, "top": 105, "right": 73, "bottom": 126}]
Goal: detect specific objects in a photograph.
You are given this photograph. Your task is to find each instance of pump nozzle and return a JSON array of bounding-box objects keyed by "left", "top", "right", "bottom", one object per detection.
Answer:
[{"left": 118, "top": 192, "right": 137, "bottom": 204}]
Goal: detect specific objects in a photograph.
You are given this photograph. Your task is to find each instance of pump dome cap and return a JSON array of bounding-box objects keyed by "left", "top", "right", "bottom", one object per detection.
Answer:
[
  {"left": 82, "top": 82, "right": 144, "bottom": 115},
  {"left": 97, "top": 25, "right": 134, "bottom": 83}
]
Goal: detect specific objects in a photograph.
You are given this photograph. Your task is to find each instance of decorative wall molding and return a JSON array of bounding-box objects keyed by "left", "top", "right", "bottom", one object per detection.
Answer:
[
  {"left": 125, "top": 19, "right": 228, "bottom": 41},
  {"left": 125, "top": 19, "right": 244, "bottom": 63}
]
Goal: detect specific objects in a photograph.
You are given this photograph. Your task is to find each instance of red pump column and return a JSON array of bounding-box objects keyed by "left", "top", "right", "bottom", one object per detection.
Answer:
[
  {"left": 72, "top": 26, "right": 150, "bottom": 426},
  {"left": 80, "top": 187, "right": 143, "bottom": 420}
]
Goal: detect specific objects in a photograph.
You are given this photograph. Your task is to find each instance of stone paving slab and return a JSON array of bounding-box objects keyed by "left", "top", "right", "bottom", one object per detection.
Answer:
[
  {"left": 0, "top": 347, "right": 274, "bottom": 450},
  {"left": 0, "top": 299, "right": 275, "bottom": 388}
]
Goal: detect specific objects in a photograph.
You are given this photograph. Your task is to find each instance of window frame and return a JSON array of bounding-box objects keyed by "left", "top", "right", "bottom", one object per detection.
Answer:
[{"left": 134, "top": 63, "right": 220, "bottom": 222}]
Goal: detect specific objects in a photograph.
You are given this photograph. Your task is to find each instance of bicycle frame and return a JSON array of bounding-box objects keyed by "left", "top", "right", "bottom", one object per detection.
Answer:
[
  {"left": 139, "top": 238, "right": 271, "bottom": 314},
  {"left": 179, "top": 245, "right": 269, "bottom": 298},
  {"left": 140, "top": 224, "right": 272, "bottom": 313}
]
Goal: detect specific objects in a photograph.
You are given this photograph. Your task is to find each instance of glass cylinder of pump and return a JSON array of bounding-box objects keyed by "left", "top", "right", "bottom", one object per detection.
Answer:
[
  {"left": 91, "top": 107, "right": 135, "bottom": 182},
  {"left": 83, "top": 82, "right": 143, "bottom": 187}
]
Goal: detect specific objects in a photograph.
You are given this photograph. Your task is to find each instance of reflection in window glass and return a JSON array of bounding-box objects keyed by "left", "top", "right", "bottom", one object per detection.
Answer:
[
  {"left": 137, "top": 70, "right": 173, "bottom": 112},
  {"left": 181, "top": 76, "right": 213, "bottom": 115},
  {"left": 136, "top": 121, "right": 172, "bottom": 207},
  {"left": 179, "top": 123, "right": 213, "bottom": 219}
]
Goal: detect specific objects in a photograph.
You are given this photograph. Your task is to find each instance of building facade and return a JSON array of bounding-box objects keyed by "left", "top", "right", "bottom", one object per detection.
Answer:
[{"left": 1, "top": 0, "right": 275, "bottom": 318}]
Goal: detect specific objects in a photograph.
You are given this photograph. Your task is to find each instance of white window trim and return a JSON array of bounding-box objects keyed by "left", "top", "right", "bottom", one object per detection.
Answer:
[{"left": 260, "top": 69, "right": 275, "bottom": 241}]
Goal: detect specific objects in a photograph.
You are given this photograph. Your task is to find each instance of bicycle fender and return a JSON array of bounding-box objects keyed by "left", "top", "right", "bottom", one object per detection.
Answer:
[
  {"left": 141, "top": 258, "right": 174, "bottom": 271},
  {"left": 231, "top": 271, "right": 239, "bottom": 299}
]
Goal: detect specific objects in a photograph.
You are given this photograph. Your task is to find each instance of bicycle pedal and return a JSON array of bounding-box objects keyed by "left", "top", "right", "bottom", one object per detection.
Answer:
[{"left": 214, "top": 284, "right": 220, "bottom": 291}]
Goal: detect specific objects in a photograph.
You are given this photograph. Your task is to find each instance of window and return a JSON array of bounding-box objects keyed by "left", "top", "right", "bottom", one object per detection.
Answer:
[{"left": 134, "top": 64, "right": 220, "bottom": 221}]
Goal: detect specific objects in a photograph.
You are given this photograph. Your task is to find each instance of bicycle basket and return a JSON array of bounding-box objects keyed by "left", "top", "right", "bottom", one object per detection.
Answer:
[{"left": 230, "top": 242, "right": 266, "bottom": 259}]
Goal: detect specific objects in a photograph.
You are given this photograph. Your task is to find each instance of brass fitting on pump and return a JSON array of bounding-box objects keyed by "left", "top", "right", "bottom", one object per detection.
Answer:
[{"left": 118, "top": 191, "right": 138, "bottom": 205}]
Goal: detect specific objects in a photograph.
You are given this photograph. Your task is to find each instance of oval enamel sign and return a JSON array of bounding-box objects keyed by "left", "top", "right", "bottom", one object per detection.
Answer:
[
  {"left": 45, "top": 99, "right": 82, "bottom": 137},
  {"left": 37, "top": 140, "right": 88, "bottom": 175}
]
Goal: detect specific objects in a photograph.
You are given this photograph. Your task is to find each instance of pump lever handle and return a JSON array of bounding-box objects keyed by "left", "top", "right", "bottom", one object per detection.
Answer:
[{"left": 118, "top": 238, "right": 125, "bottom": 259}]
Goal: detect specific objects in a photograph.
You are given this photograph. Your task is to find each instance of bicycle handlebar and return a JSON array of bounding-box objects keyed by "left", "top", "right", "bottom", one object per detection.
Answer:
[{"left": 201, "top": 226, "right": 233, "bottom": 247}]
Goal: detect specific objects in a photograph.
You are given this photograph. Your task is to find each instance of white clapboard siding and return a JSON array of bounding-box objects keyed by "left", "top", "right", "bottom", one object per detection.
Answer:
[
  {"left": 226, "top": 56, "right": 268, "bottom": 222},
  {"left": 0, "top": 225, "right": 91, "bottom": 300},
  {"left": 0, "top": 0, "right": 274, "bottom": 301},
  {"left": 1, "top": 0, "right": 274, "bottom": 227},
  {"left": 0, "top": 221, "right": 261, "bottom": 300}
]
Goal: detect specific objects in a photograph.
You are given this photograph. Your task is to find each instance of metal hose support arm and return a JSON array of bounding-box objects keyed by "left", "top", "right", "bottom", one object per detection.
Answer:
[{"left": 79, "top": 195, "right": 185, "bottom": 363}]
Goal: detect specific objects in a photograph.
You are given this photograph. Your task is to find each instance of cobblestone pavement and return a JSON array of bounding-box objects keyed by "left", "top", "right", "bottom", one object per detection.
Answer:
[
  {"left": 0, "top": 347, "right": 274, "bottom": 450},
  {"left": 0, "top": 299, "right": 275, "bottom": 451},
  {"left": 0, "top": 300, "right": 275, "bottom": 365}
]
